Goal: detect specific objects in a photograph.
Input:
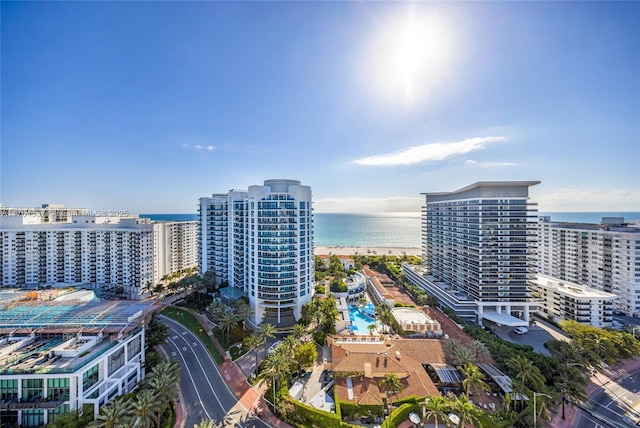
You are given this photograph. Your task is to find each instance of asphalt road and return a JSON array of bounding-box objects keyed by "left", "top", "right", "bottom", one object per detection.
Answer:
[
  {"left": 158, "top": 315, "right": 268, "bottom": 428},
  {"left": 577, "top": 369, "right": 640, "bottom": 428}
]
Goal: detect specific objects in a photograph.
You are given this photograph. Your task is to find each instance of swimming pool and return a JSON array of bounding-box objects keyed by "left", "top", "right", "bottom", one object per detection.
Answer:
[{"left": 348, "top": 305, "right": 378, "bottom": 333}]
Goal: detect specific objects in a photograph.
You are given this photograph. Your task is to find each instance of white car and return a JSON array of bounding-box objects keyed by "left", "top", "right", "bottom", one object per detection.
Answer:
[{"left": 514, "top": 326, "right": 528, "bottom": 335}]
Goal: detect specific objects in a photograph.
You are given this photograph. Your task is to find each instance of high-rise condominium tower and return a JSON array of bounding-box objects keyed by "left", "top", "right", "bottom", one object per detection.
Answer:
[
  {"left": 538, "top": 216, "right": 640, "bottom": 316},
  {"left": 199, "top": 179, "right": 313, "bottom": 327},
  {"left": 403, "top": 181, "right": 540, "bottom": 326},
  {"left": 0, "top": 206, "right": 197, "bottom": 299}
]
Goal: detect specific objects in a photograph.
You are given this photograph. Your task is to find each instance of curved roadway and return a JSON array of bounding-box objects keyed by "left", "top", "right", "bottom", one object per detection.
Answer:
[{"left": 158, "top": 315, "right": 268, "bottom": 428}]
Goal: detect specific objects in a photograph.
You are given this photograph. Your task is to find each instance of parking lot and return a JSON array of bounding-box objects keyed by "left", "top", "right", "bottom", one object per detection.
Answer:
[{"left": 488, "top": 322, "right": 557, "bottom": 355}]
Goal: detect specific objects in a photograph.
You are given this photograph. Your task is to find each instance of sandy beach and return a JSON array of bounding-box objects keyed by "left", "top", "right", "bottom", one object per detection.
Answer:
[{"left": 314, "top": 246, "right": 421, "bottom": 256}]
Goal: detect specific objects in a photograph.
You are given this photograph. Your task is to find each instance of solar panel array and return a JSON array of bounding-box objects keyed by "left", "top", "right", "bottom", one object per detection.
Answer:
[{"left": 478, "top": 363, "right": 513, "bottom": 393}]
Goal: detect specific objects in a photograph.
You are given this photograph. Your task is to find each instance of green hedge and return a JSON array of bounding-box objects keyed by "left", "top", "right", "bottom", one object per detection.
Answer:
[
  {"left": 284, "top": 395, "right": 342, "bottom": 428},
  {"left": 381, "top": 403, "right": 420, "bottom": 428},
  {"left": 337, "top": 400, "right": 384, "bottom": 419}
]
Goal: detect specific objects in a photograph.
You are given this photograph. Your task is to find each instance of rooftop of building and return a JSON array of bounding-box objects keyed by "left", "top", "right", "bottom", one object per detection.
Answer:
[
  {"left": 390, "top": 307, "right": 439, "bottom": 325},
  {"left": 539, "top": 216, "right": 640, "bottom": 232},
  {"left": 422, "top": 181, "right": 541, "bottom": 197},
  {"left": 0, "top": 289, "right": 158, "bottom": 334},
  {"left": 534, "top": 274, "right": 617, "bottom": 299},
  {"left": 0, "top": 289, "right": 156, "bottom": 375},
  {"left": 329, "top": 336, "right": 444, "bottom": 404}
]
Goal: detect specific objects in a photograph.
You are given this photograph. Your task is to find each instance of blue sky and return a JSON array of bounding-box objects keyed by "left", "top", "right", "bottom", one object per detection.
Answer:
[{"left": 1, "top": 2, "right": 639, "bottom": 214}]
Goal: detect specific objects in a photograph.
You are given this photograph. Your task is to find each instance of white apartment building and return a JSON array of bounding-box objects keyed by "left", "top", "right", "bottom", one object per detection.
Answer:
[
  {"left": 0, "top": 206, "right": 198, "bottom": 299},
  {"left": 533, "top": 274, "right": 615, "bottom": 327},
  {"left": 538, "top": 216, "right": 640, "bottom": 316},
  {"left": 153, "top": 220, "right": 198, "bottom": 284},
  {"left": 0, "top": 290, "right": 153, "bottom": 427},
  {"left": 199, "top": 179, "right": 314, "bottom": 327},
  {"left": 403, "top": 181, "right": 540, "bottom": 326}
]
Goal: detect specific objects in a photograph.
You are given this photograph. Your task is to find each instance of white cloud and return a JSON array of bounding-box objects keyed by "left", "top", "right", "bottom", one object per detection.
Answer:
[
  {"left": 536, "top": 188, "right": 640, "bottom": 211},
  {"left": 354, "top": 136, "right": 506, "bottom": 166},
  {"left": 314, "top": 196, "right": 423, "bottom": 213},
  {"left": 465, "top": 159, "right": 517, "bottom": 167},
  {"left": 182, "top": 143, "right": 216, "bottom": 152}
]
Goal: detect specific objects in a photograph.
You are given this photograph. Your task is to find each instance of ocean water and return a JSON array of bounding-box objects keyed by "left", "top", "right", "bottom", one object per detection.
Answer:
[{"left": 143, "top": 212, "right": 640, "bottom": 248}]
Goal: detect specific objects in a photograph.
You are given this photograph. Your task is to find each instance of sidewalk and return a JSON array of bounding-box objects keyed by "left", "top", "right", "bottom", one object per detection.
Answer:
[
  {"left": 171, "top": 305, "right": 293, "bottom": 428},
  {"left": 546, "top": 356, "right": 640, "bottom": 428}
]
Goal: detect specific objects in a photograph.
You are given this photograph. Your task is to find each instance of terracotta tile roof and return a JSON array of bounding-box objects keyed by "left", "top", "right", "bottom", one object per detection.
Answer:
[{"left": 331, "top": 337, "right": 444, "bottom": 404}]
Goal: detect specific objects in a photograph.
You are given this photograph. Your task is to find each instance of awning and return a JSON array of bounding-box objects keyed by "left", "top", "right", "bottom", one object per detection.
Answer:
[{"left": 480, "top": 312, "right": 528, "bottom": 327}]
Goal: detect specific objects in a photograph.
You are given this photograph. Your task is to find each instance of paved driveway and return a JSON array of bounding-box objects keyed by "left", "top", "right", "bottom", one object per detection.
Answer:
[{"left": 490, "top": 324, "right": 554, "bottom": 355}]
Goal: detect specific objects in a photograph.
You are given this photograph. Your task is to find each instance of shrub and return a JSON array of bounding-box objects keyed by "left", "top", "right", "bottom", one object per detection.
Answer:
[
  {"left": 283, "top": 395, "right": 342, "bottom": 428},
  {"left": 381, "top": 403, "right": 419, "bottom": 428}
]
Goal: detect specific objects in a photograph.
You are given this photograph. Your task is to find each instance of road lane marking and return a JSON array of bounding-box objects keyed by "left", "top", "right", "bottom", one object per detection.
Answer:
[
  {"left": 160, "top": 316, "right": 246, "bottom": 427},
  {"left": 165, "top": 335, "right": 213, "bottom": 422}
]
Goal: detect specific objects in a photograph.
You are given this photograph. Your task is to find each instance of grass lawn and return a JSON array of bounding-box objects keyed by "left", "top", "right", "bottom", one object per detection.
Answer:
[{"left": 161, "top": 306, "right": 224, "bottom": 364}]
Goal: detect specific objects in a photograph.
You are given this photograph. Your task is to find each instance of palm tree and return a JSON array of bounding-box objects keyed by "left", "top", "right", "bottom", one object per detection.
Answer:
[
  {"left": 234, "top": 299, "right": 254, "bottom": 330},
  {"left": 506, "top": 355, "right": 546, "bottom": 394},
  {"left": 207, "top": 299, "right": 228, "bottom": 323},
  {"left": 292, "top": 323, "right": 307, "bottom": 340},
  {"left": 423, "top": 396, "right": 449, "bottom": 428},
  {"left": 469, "top": 339, "right": 490, "bottom": 363},
  {"left": 131, "top": 389, "right": 161, "bottom": 428},
  {"left": 448, "top": 395, "right": 482, "bottom": 428},
  {"left": 259, "top": 349, "right": 292, "bottom": 405},
  {"left": 219, "top": 310, "right": 240, "bottom": 345},
  {"left": 281, "top": 335, "right": 298, "bottom": 359},
  {"left": 368, "top": 322, "right": 377, "bottom": 336},
  {"left": 583, "top": 335, "right": 617, "bottom": 364},
  {"left": 459, "top": 362, "right": 489, "bottom": 398},
  {"left": 557, "top": 370, "right": 588, "bottom": 419},
  {"left": 258, "top": 322, "right": 277, "bottom": 357},
  {"left": 147, "top": 360, "right": 181, "bottom": 415},
  {"left": 88, "top": 399, "right": 133, "bottom": 428},
  {"left": 246, "top": 332, "right": 265, "bottom": 376},
  {"left": 379, "top": 373, "right": 404, "bottom": 402},
  {"left": 451, "top": 345, "right": 473, "bottom": 367}
]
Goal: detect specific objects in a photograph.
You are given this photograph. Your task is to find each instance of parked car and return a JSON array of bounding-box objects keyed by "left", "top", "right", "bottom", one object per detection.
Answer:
[{"left": 514, "top": 326, "right": 528, "bottom": 335}]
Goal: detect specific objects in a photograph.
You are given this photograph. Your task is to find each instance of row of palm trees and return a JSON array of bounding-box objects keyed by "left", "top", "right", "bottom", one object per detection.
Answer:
[
  {"left": 88, "top": 360, "right": 180, "bottom": 428},
  {"left": 207, "top": 297, "right": 254, "bottom": 344},
  {"left": 257, "top": 323, "right": 313, "bottom": 405}
]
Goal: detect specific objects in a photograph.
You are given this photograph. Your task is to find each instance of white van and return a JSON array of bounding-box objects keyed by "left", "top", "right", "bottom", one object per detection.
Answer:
[{"left": 514, "top": 326, "right": 528, "bottom": 335}]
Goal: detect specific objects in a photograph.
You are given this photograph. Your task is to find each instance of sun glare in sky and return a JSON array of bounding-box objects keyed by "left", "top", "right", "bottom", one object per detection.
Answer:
[{"left": 361, "top": 7, "right": 457, "bottom": 108}]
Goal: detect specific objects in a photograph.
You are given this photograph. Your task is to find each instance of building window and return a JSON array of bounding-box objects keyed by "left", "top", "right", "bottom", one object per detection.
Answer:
[
  {"left": 127, "top": 335, "right": 142, "bottom": 360},
  {"left": 0, "top": 379, "right": 18, "bottom": 401},
  {"left": 83, "top": 364, "right": 100, "bottom": 390},
  {"left": 21, "top": 378, "right": 43, "bottom": 402},
  {"left": 47, "top": 378, "right": 70, "bottom": 402}
]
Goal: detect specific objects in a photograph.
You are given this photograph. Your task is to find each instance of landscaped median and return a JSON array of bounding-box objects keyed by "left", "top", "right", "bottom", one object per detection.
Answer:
[{"left": 161, "top": 306, "right": 225, "bottom": 364}]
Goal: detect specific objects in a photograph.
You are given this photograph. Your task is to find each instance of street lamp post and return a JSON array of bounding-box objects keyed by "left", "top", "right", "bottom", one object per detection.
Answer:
[{"left": 533, "top": 392, "right": 552, "bottom": 428}]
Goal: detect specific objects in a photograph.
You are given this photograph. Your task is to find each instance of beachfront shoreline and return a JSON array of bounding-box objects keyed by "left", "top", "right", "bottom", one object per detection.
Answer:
[{"left": 314, "top": 246, "right": 421, "bottom": 256}]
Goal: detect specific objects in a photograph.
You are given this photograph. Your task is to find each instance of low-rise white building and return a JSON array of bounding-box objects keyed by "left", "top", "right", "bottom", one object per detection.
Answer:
[
  {"left": 390, "top": 307, "right": 443, "bottom": 336},
  {"left": 0, "top": 289, "right": 155, "bottom": 427},
  {"left": 330, "top": 271, "right": 366, "bottom": 303},
  {"left": 533, "top": 274, "right": 615, "bottom": 327}
]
